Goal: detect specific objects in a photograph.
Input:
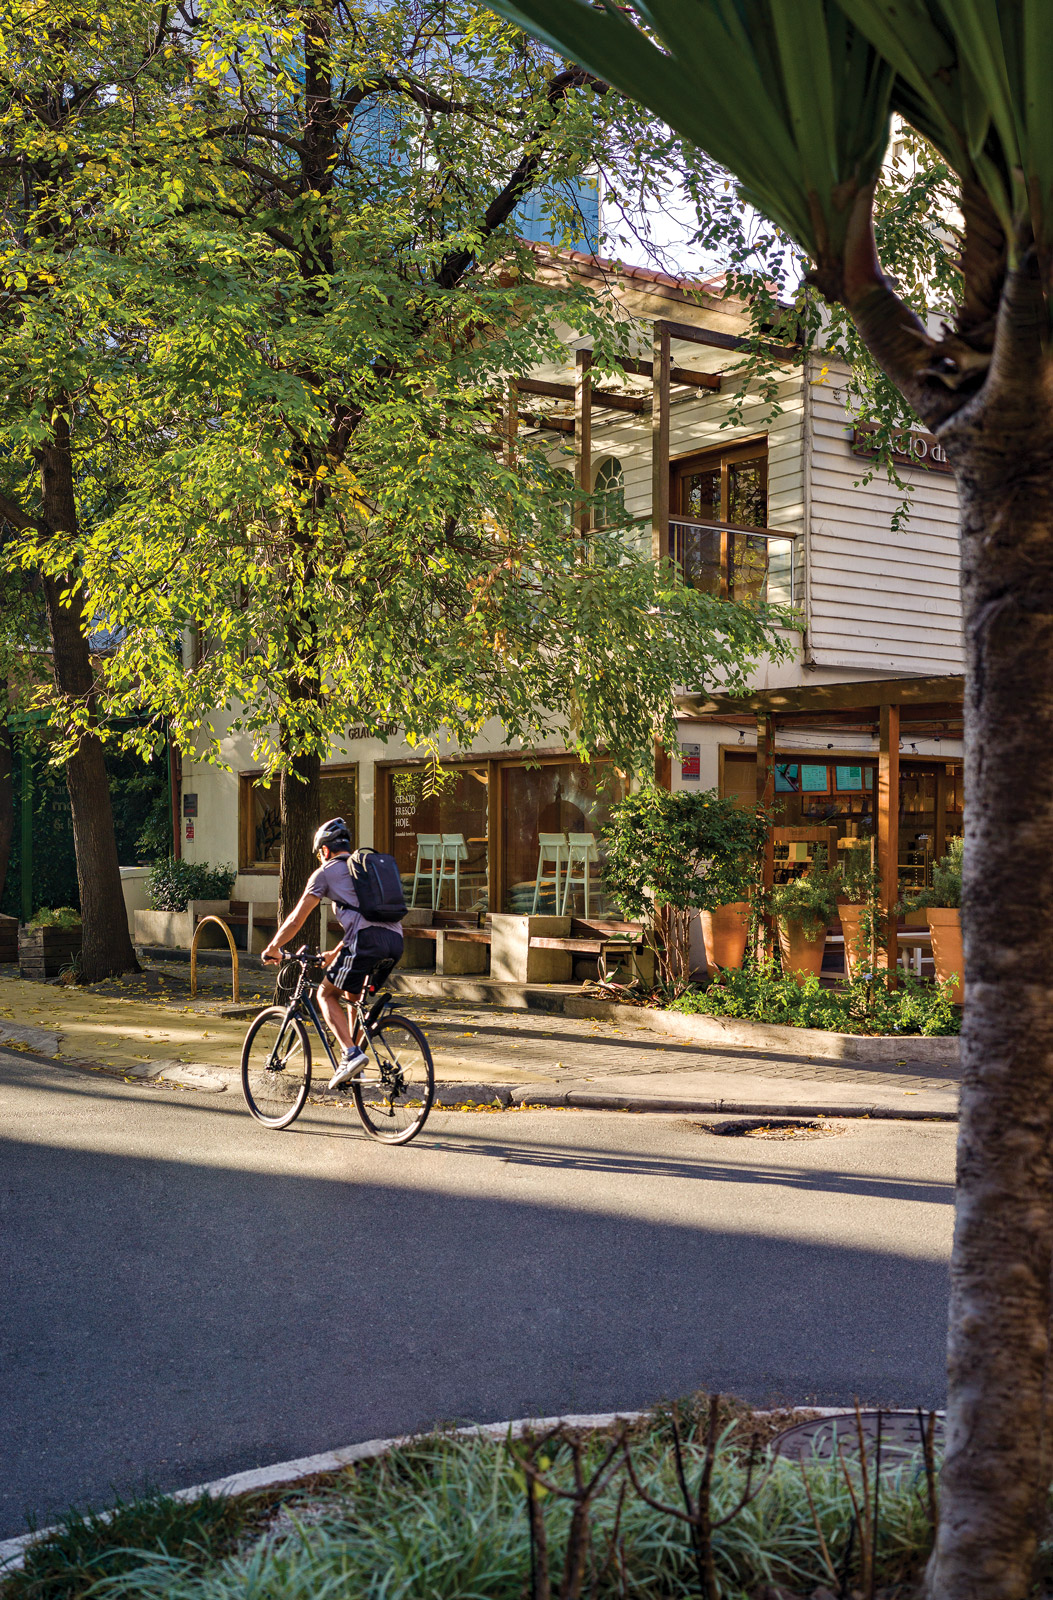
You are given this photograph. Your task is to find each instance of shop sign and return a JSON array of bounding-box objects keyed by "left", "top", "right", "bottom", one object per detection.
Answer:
[
  {"left": 182, "top": 792, "right": 198, "bottom": 817},
  {"left": 679, "top": 742, "right": 700, "bottom": 781},
  {"left": 851, "top": 422, "right": 952, "bottom": 475},
  {"left": 347, "top": 720, "right": 399, "bottom": 741}
]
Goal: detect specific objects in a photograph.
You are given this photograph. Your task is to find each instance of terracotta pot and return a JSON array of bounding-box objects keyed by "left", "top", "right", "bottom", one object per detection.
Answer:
[
  {"left": 904, "top": 908, "right": 929, "bottom": 928},
  {"left": 701, "top": 902, "right": 750, "bottom": 971},
  {"left": 838, "top": 903, "right": 872, "bottom": 980},
  {"left": 927, "top": 906, "right": 964, "bottom": 1004},
  {"left": 777, "top": 915, "right": 827, "bottom": 986}
]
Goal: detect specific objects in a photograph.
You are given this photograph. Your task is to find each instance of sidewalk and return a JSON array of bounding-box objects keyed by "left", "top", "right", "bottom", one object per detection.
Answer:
[{"left": 0, "top": 964, "right": 959, "bottom": 1118}]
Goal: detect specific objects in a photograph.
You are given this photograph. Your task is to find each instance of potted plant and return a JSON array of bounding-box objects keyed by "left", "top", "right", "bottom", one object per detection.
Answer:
[
  {"left": 837, "top": 844, "right": 883, "bottom": 981},
  {"left": 18, "top": 906, "right": 83, "bottom": 981},
  {"left": 903, "top": 836, "right": 964, "bottom": 1003},
  {"left": 769, "top": 846, "right": 841, "bottom": 985},
  {"left": 695, "top": 794, "right": 769, "bottom": 973},
  {"left": 602, "top": 787, "right": 768, "bottom": 992}
]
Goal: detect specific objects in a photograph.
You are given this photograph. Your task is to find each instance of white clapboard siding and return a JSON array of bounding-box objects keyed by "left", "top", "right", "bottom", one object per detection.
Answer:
[{"left": 806, "top": 373, "right": 962, "bottom": 670}]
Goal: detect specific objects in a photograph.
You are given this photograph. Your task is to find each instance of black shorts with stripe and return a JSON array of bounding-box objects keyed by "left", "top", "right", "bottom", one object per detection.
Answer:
[{"left": 324, "top": 925, "right": 404, "bottom": 993}]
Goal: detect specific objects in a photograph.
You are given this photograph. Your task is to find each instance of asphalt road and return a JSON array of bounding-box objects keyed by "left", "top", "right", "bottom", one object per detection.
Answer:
[{"left": 0, "top": 1047, "right": 955, "bottom": 1539}]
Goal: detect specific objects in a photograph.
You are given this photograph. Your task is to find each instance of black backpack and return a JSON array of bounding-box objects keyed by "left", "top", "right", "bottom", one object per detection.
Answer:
[{"left": 338, "top": 847, "right": 407, "bottom": 924}]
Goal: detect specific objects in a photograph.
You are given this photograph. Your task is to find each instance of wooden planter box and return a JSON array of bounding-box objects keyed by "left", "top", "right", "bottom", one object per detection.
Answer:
[
  {"left": 18, "top": 924, "right": 83, "bottom": 981},
  {"left": 0, "top": 913, "right": 17, "bottom": 964}
]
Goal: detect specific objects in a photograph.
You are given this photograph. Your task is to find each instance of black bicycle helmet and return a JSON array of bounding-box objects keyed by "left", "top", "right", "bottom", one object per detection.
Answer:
[{"left": 313, "top": 816, "right": 352, "bottom": 854}]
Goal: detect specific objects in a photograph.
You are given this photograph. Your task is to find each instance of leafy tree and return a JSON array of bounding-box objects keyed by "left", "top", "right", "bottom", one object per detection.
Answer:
[
  {"left": 19, "top": 0, "right": 793, "bottom": 937},
  {"left": 602, "top": 786, "right": 767, "bottom": 988},
  {"left": 0, "top": 0, "right": 198, "bottom": 975},
  {"left": 494, "top": 2, "right": 1053, "bottom": 1594}
]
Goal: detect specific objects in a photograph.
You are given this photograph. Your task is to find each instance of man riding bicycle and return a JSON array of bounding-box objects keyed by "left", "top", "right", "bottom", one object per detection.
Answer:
[{"left": 261, "top": 817, "right": 404, "bottom": 1089}]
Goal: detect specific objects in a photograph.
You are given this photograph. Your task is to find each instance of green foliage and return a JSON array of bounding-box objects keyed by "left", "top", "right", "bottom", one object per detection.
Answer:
[
  {"left": 675, "top": 965, "right": 962, "bottom": 1037},
  {"left": 0, "top": 0, "right": 791, "bottom": 791},
  {"left": 932, "top": 835, "right": 964, "bottom": 909},
  {"left": 838, "top": 844, "right": 877, "bottom": 904},
  {"left": 768, "top": 846, "right": 842, "bottom": 937},
  {"left": 26, "top": 905, "right": 81, "bottom": 929},
  {"left": 4, "top": 1490, "right": 252, "bottom": 1600},
  {"left": 147, "top": 859, "right": 236, "bottom": 913},
  {"left": 902, "top": 835, "right": 964, "bottom": 912},
  {"left": 53, "top": 1423, "right": 944, "bottom": 1600},
  {"left": 602, "top": 786, "right": 767, "bottom": 989},
  {"left": 602, "top": 786, "right": 768, "bottom": 918}
]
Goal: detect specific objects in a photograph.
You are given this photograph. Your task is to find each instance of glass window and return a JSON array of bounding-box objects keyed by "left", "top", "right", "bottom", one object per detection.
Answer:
[
  {"left": 727, "top": 454, "right": 767, "bottom": 527},
  {"left": 593, "top": 456, "right": 626, "bottom": 528},
  {"left": 389, "top": 765, "right": 489, "bottom": 911},
  {"left": 239, "top": 766, "right": 357, "bottom": 869},
  {"left": 679, "top": 465, "right": 720, "bottom": 521},
  {"left": 502, "top": 760, "right": 626, "bottom": 916}
]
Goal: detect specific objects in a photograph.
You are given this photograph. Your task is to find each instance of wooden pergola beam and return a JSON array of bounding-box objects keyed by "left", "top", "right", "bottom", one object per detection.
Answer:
[
  {"left": 651, "top": 323, "right": 671, "bottom": 563},
  {"left": 513, "top": 376, "right": 647, "bottom": 413},
  {"left": 656, "top": 316, "right": 798, "bottom": 363},
  {"left": 678, "top": 674, "right": 964, "bottom": 720},
  {"left": 878, "top": 704, "right": 901, "bottom": 979},
  {"left": 618, "top": 356, "right": 722, "bottom": 391}
]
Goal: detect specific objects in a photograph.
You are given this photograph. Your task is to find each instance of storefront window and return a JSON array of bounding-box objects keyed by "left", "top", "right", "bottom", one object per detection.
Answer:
[
  {"left": 239, "top": 766, "right": 358, "bottom": 869},
  {"left": 502, "top": 760, "right": 625, "bottom": 916},
  {"left": 389, "top": 765, "right": 489, "bottom": 911}
]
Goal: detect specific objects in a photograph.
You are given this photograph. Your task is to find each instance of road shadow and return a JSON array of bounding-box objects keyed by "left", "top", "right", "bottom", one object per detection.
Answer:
[{"left": 2, "top": 1123, "right": 949, "bottom": 1540}]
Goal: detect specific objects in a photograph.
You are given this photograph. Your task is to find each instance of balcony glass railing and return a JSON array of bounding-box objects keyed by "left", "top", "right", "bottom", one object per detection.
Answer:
[{"left": 669, "top": 517, "right": 793, "bottom": 608}]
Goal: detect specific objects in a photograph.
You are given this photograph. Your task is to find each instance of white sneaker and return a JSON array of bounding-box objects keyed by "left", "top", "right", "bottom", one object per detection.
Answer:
[{"left": 328, "top": 1046, "right": 368, "bottom": 1090}]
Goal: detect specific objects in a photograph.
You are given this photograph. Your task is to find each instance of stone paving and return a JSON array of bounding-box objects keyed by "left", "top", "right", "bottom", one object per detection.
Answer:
[{"left": 0, "top": 961, "right": 959, "bottom": 1112}]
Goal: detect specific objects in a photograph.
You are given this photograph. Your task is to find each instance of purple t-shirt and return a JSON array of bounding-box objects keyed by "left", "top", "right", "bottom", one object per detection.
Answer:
[{"left": 305, "top": 856, "right": 403, "bottom": 941}]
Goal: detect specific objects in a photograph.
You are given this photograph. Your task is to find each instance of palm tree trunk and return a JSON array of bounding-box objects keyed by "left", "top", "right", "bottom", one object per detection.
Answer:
[
  {"left": 39, "top": 421, "right": 138, "bottom": 981},
  {"left": 927, "top": 391, "right": 1053, "bottom": 1599}
]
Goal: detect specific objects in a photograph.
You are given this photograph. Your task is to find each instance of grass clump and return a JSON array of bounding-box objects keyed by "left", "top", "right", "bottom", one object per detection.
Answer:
[
  {"left": 2, "top": 1491, "right": 255, "bottom": 1600},
  {"left": 32, "top": 1419, "right": 940, "bottom": 1600}
]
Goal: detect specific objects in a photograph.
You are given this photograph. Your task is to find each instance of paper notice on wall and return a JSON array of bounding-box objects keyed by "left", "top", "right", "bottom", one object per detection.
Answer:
[
  {"left": 679, "top": 742, "right": 700, "bottom": 781},
  {"left": 185, "top": 820, "right": 195, "bottom": 841}
]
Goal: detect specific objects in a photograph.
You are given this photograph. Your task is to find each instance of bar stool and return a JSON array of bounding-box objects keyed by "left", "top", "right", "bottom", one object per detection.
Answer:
[
  {"left": 410, "top": 833, "right": 444, "bottom": 909},
  {"left": 531, "top": 833, "right": 568, "bottom": 914},
  {"left": 438, "top": 833, "right": 468, "bottom": 910},
  {"left": 561, "top": 832, "right": 598, "bottom": 915}
]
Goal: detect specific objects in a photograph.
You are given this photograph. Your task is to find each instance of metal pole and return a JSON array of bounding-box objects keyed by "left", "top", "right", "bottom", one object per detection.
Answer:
[{"left": 20, "top": 735, "right": 32, "bottom": 923}]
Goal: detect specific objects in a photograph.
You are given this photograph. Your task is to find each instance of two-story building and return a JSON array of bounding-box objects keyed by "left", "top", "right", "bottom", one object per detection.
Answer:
[{"left": 173, "top": 253, "right": 963, "bottom": 973}]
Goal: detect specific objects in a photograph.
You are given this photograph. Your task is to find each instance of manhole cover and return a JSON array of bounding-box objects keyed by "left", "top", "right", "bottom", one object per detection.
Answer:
[
  {"left": 772, "top": 1410, "right": 943, "bottom": 1470},
  {"left": 689, "top": 1117, "right": 840, "bottom": 1141}
]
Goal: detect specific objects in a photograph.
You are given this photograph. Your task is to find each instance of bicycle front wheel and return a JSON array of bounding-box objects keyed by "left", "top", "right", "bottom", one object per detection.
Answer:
[
  {"left": 241, "top": 1007, "right": 312, "bottom": 1128},
  {"left": 352, "top": 1014, "right": 434, "bottom": 1144}
]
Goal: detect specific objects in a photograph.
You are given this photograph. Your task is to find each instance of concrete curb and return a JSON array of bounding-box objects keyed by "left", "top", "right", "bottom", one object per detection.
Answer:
[
  {"left": 0, "top": 1404, "right": 860, "bottom": 1574},
  {"left": 506, "top": 1087, "right": 957, "bottom": 1121},
  {"left": 559, "top": 999, "right": 961, "bottom": 1065}
]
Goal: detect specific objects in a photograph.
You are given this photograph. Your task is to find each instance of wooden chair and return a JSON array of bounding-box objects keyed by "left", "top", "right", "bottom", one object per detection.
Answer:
[
  {"left": 560, "top": 832, "right": 599, "bottom": 915},
  {"left": 410, "top": 833, "right": 444, "bottom": 909},
  {"left": 531, "top": 832, "right": 568, "bottom": 915}
]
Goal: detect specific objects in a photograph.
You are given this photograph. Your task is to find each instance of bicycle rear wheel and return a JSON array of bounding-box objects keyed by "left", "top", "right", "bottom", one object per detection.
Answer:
[
  {"left": 241, "top": 1006, "right": 312, "bottom": 1128},
  {"left": 352, "top": 1014, "right": 434, "bottom": 1144}
]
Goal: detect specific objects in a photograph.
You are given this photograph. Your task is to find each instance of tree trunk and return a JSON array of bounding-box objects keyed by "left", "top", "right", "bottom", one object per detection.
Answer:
[
  {"left": 927, "top": 391, "right": 1053, "bottom": 1599},
  {"left": 0, "top": 718, "right": 12, "bottom": 906},
  {"left": 39, "top": 422, "right": 138, "bottom": 981},
  {"left": 279, "top": 745, "right": 320, "bottom": 949}
]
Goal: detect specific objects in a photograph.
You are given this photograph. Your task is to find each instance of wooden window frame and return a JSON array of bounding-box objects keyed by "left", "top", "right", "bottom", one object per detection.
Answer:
[{"left": 237, "top": 762, "right": 359, "bottom": 873}]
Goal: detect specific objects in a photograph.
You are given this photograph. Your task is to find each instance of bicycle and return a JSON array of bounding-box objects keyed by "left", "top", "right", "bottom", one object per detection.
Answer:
[{"left": 240, "top": 947, "right": 434, "bottom": 1143}]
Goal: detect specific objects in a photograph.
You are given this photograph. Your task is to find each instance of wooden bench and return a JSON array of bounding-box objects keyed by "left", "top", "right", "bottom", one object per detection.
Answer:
[{"left": 529, "top": 918, "right": 649, "bottom": 980}]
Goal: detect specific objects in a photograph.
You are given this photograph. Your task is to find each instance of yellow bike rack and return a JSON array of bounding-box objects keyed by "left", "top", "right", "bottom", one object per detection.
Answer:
[{"left": 190, "top": 916, "right": 240, "bottom": 1003}]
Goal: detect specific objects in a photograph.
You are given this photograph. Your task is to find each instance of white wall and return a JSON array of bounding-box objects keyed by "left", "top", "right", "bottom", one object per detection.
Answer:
[{"left": 805, "top": 362, "right": 963, "bottom": 672}]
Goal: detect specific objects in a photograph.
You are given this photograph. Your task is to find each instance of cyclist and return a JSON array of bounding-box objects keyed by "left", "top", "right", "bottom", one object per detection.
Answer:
[{"left": 260, "top": 817, "right": 404, "bottom": 1088}]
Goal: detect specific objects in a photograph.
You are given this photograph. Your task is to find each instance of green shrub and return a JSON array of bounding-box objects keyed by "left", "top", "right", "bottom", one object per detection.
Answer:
[
  {"left": 26, "top": 906, "right": 81, "bottom": 930},
  {"left": 673, "top": 964, "right": 961, "bottom": 1036},
  {"left": 902, "top": 835, "right": 964, "bottom": 913},
  {"left": 602, "top": 786, "right": 768, "bottom": 989},
  {"left": 147, "top": 859, "right": 236, "bottom": 912}
]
